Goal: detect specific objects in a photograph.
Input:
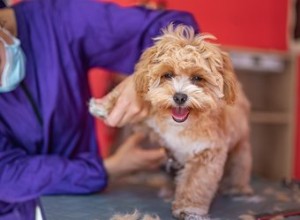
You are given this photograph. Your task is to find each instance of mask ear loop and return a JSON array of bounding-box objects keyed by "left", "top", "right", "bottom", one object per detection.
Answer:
[
  {"left": 0, "top": 37, "right": 7, "bottom": 87},
  {"left": 0, "top": 36, "right": 6, "bottom": 45},
  {"left": 0, "top": 35, "right": 20, "bottom": 87},
  {"left": 0, "top": 27, "right": 25, "bottom": 92},
  {"left": 0, "top": 26, "right": 19, "bottom": 47}
]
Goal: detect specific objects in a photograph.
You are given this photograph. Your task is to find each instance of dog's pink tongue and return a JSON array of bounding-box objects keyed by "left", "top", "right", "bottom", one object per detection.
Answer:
[{"left": 172, "top": 107, "right": 190, "bottom": 123}]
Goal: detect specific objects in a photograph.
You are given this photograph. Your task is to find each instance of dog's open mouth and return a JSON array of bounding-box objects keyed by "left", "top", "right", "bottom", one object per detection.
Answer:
[{"left": 171, "top": 107, "right": 190, "bottom": 123}]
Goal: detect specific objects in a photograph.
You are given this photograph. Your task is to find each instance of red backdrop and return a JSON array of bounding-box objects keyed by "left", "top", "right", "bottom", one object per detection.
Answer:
[
  {"left": 103, "top": 0, "right": 290, "bottom": 51},
  {"left": 167, "top": 0, "right": 289, "bottom": 51}
]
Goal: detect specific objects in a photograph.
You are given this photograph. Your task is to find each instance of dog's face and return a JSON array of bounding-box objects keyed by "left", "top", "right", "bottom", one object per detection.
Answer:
[{"left": 134, "top": 25, "right": 237, "bottom": 123}]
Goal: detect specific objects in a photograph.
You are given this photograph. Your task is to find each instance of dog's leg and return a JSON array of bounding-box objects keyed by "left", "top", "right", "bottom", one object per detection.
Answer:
[
  {"left": 89, "top": 89, "right": 120, "bottom": 118},
  {"left": 220, "top": 139, "right": 253, "bottom": 196},
  {"left": 172, "top": 148, "right": 227, "bottom": 219}
]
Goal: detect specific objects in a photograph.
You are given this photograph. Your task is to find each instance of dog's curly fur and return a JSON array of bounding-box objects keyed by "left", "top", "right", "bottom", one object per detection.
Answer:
[{"left": 90, "top": 24, "right": 252, "bottom": 219}]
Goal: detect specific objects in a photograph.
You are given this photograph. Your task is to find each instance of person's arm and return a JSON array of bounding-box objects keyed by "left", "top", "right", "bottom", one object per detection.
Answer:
[
  {"left": 0, "top": 133, "right": 108, "bottom": 204},
  {"left": 92, "top": 75, "right": 148, "bottom": 127},
  {"left": 63, "top": 0, "right": 199, "bottom": 74},
  {"left": 0, "top": 131, "right": 166, "bottom": 204}
]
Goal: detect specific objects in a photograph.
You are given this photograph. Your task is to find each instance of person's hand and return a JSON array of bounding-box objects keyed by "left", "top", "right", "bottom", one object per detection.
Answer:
[
  {"left": 103, "top": 75, "right": 149, "bottom": 127},
  {"left": 103, "top": 133, "right": 166, "bottom": 180}
]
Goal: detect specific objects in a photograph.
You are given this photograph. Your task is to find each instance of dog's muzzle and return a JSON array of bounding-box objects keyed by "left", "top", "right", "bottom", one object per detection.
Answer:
[{"left": 171, "top": 93, "right": 190, "bottom": 123}]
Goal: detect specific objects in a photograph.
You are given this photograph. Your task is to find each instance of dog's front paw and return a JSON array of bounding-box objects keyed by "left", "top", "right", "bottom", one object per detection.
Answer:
[
  {"left": 172, "top": 207, "right": 209, "bottom": 220},
  {"left": 88, "top": 98, "right": 108, "bottom": 118},
  {"left": 221, "top": 185, "right": 253, "bottom": 196}
]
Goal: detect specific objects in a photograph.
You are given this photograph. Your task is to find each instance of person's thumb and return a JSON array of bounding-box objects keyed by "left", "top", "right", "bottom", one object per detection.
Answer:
[{"left": 141, "top": 147, "right": 166, "bottom": 161}]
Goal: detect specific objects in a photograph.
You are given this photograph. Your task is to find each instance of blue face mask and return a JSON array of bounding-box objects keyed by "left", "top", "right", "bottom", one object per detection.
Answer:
[{"left": 0, "top": 34, "right": 26, "bottom": 93}]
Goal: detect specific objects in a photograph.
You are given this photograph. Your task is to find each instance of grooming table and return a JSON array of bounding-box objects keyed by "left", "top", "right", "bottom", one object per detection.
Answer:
[{"left": 41, "top": 178, "right": 300, "bottom": 220}]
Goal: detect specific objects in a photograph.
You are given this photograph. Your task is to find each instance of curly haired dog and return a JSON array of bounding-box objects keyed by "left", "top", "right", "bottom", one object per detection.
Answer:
[{"left": 89, "top": 25, "right": 253, "bottom": 219}]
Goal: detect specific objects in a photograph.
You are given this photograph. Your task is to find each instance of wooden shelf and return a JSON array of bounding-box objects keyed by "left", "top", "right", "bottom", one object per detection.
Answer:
[
  {"left": 224, "top": 48, "right": 289, "bottom": 74},
  {"left": 222, "top": 46, "right": 289, "bottom": 57},
  {"left": 250, "top": 111, "right": 290, "bottom": 124}
]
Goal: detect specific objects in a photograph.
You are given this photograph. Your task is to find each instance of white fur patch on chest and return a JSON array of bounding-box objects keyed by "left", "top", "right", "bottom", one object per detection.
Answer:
[{"left": 147, "top": 118, "right": 211, "bottom": 164}]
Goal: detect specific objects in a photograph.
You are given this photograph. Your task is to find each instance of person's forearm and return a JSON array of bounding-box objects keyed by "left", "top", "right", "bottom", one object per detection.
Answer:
[{"left": 0, "top": 149, "right": 107, "bottom": 203}]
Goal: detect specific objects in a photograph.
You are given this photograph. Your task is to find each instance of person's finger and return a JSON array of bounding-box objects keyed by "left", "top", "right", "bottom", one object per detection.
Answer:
[
  {"left": 128, "top": 107, "right": 149, "bottom": 125},
  {"left": 117, "top": 98, "right": 150, "bottom": 127},
  {"left": 102, "top": 77, "right": 132, "bottom": 126},
  {"left": 142, "top": 148, "right": 167, "bottom": 170},
  {"left": 116, "top": 104, "right": 142, "bottom": 127},
  {"left": 105, "top": 96, "right": 128, "bottom": 127},
  {"left": 140, "top": 148, "right": 166, "bottom": 162}
]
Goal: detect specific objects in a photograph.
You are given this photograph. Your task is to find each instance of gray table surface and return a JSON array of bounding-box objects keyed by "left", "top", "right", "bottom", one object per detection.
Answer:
[{"left": 41, "top": 178, "right": 300, "bottom": 220}]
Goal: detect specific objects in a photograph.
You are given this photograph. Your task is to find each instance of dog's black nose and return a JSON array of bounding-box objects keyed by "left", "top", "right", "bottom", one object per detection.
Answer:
[{"left": 173, "top": 93, "right": 188, "bottom": 105}]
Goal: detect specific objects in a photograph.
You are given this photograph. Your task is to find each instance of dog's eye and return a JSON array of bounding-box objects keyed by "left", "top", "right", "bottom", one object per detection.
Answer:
[
  {"left": 191, "top": 75, "right": 203, "bottom": 83},
  {"left": 162, "top": 72, "right": 174, "bottom": 80}
]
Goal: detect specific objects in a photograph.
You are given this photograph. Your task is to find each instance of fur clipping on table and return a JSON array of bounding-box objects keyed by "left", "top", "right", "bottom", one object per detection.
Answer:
[{"left": 110, "top": 210, "right": 160, "bottom": 220}]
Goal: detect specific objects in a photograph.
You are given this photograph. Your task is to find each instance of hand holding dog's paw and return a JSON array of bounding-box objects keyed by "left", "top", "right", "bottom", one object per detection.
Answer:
[
  {"left": 89, "top": 75, "right": 149, "bottom": 127},
  {"left": 104, "top": 75, "right": 149, "bottom": 127}
]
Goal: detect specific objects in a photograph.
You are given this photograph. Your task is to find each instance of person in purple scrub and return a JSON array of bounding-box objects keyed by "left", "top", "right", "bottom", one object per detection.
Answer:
[{"left": 0, "top": 0, "right": 199, "bottom": 219}]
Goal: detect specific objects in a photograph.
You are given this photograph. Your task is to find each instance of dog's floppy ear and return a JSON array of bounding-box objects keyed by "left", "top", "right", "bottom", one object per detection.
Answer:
[
  {"left": 221, "top": 52, "right": 237, "bottom": 104},
  {"left": 133, "top": 46, "right": 157, "bottom": 98}
]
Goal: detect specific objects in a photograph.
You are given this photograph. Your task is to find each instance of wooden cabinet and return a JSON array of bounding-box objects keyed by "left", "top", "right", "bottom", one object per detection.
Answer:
[{"left": 227, "top": 49, "right": 296, "bottom": 180}]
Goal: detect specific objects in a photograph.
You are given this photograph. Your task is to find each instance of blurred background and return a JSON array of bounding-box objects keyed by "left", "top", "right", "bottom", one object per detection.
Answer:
[{"left": 8, "top": 0, "right": 300, "bottom": 181}]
